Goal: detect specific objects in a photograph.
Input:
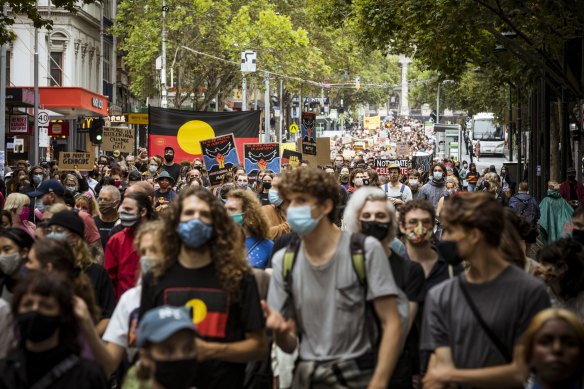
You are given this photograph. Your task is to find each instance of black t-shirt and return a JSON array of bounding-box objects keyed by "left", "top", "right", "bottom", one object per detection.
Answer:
[
  {"left": 84, "top": 263, "right": 116, "bottom": 319},
  {"left": 140, "top": 261, "right": 265, "bottom": 389},
  {"left": 258, "top": 192, "right": 270, "bottom": 206},
  {"left": 161, "top": 163, "right": 182, "bottom": 183},
  {"left": 93, "top": 216, "right": 118, "bottom": 250},
  {"left": 388, "top": 251, "right": 425, "bottom": 302}
]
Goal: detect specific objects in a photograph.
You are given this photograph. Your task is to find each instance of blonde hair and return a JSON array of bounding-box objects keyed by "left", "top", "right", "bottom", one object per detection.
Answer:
[
  {"left": 134, "top": 220, "right": 165, "bottom": 257},
  {"left": 548, "top": 181, "right": 560, "bottom": 191},
  {"left": 4, "top": 193, "right": 30, "bottom": 212}
]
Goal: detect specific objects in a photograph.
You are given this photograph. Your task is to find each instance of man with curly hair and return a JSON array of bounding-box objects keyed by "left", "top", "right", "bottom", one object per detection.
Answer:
[
  {"left": 139, "top": 187, "right": 267, "bottom": 389},
  {"left": 264, "top": 167, "right": 403, "bottom": 388}
]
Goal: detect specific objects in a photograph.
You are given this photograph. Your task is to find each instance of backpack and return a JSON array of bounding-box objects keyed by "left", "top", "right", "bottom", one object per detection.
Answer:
[
  {"left": 512, "top": 196, "right": 538, "bottom": 228},
  {"left": 281, "top": 233, "right": 409, "bottom": 349}
]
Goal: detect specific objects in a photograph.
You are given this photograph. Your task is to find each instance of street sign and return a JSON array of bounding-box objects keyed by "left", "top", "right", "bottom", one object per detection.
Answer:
[
  {"left": 37, "top": 110, "right": 50, "bottom": 127},
  {"left": 39, "top": 127, "right": 50, "bottom": 147},
  {"left": 240, "top": 50, "right": 257, "bottom": 73},
  {"left": 289, "top": 123, "right": 299, "bottom": 134}
]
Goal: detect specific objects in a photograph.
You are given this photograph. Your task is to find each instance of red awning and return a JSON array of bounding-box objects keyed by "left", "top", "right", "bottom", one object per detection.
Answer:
[{"left": 11, "top": 86, "right": 109, "bottom": 116}]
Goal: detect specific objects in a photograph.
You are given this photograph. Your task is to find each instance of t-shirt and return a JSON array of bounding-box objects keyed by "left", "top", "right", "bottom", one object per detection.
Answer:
[
  {"left": 154, "top": 189, "right": 177, "bottom": 205},
  {"left": 382, "top": 182, "right": 413, "bottom": 202},
  {"left": 161, "top": 163, "right": 181, "bottom": 183},
  {"left": 140, "top": 261, "right": 265, "bottom": 389},
  {"left": 421, "top": 265, "right": 551, "bottom": 372},
  {"left": 93, "top": 216, "right": 118, "bottom": 250},
  {"left": 267, "top": 232, "right": 399, "bottom": 362},
  {"left": 84, "top": 263, "right": 116, "bottom": 319},
  {"left": 103, "top": 285, "right": 141, "bottom": 356},
  {"left": 245, "top": 236, "right": 273, "bottom": 270},
  {"left": 388, "top": 252, "right": 424, "bottom": 302}
]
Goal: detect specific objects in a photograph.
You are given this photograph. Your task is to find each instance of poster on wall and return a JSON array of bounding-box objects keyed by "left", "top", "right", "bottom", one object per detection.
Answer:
[
  {"left": 200, "top": 134, "right": 239, "bottom": 186},
  {"left": 244, "top": 143, "right": 280, "bottom": 175},
  {"left": 301, "top": 112, "right": 317, "bottom": 155}
]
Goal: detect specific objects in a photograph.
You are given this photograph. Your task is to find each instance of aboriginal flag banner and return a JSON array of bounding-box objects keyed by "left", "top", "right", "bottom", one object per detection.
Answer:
[{"left": 148, "top": 106, "right": 260, "bottom": 163}]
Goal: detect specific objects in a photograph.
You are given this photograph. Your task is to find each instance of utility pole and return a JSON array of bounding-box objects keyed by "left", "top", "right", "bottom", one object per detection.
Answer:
[
  {"left": 99, "top": 1, "right": 104, "bottom": 94},
  {"left": 160, "top": 0, "right": 168, "bottom": 108},
  {"left": 278, "top": 78, "right": 283, "bottom": 143},
  {"left": 436, "top": 82, "right": 440, "bottom": 124},
  {"left": 47, "top": 0, "right": 51, "bottom": 85},
  {"left": 264, "top": 71, "right": 270, "bottom": 142},
  {"left": 0, "top": 3, "right": 7, "bottom": 177},
  {"left": 241, "top": 75, "right": 247, "bottom": 111},
  {"left": 33, "top": 0, "right": 39, "bottom": 164}
]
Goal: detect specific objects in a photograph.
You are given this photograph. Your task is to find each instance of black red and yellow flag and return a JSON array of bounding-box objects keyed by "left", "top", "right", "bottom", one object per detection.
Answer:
[{"left": 148, "top": 106, "right": 260, "bottom": 163}]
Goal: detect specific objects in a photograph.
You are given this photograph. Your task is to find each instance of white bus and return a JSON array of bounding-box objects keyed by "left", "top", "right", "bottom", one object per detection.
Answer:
[{"left": 471, "top": 112, "right": 505, "bottom": 156}]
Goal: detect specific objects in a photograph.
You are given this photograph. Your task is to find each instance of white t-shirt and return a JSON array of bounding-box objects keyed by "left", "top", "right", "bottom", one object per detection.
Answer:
[
  {"left": 103, "top": 285, "right": 141, "bottom": 349},
  {"left": 382, "top": 182, "right": 413, "bottom": 201}
]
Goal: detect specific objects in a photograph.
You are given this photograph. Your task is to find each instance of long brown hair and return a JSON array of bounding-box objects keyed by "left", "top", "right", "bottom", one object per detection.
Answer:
[
  {"left": 226, "top": 189, "right": 271, "bottom": 239},
  {"left": 156, "top": 187, "right": 249, "bottom": 300}
]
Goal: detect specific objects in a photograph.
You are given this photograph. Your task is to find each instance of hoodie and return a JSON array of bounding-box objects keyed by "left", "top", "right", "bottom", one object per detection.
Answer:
[{"left": 418, "top": 179, "right": 447, "bottom": 209}]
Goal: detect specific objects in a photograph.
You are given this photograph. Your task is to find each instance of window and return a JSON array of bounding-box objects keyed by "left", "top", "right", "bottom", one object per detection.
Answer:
[
  {"left": 50, "top": 52, "right": 62, "bottom": 86},
  {"left": 103, "top": 0, "right": 112, "bottom": 19},
  {"left": 6, "top": 50, "right": 10, "bottom": 86},
  {"left": 103, "top": 40, "right": 112, "bottom": 83}
]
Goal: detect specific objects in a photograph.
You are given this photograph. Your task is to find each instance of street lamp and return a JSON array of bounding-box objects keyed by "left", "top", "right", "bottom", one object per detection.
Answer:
[{"left": 436, "top": 79, "right": 454, "bottom": 124}]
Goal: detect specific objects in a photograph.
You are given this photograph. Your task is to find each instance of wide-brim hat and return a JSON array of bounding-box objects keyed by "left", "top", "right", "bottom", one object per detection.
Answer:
[{"left": 155, "top": 170, "right": 175, "bottom": 184}]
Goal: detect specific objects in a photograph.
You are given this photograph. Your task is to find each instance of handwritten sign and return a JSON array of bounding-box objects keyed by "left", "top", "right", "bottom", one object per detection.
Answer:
[
  {"left": 59, "top": 152, "right": 94, "bottom": 171},
  {"left": 102, "top": 127, "right": 135, "bottom": 153}
]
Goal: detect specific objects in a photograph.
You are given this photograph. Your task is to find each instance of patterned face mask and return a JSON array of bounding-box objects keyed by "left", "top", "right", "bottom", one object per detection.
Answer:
[{"left": 406, "top": 221, "right": 432, "bottom": 245}]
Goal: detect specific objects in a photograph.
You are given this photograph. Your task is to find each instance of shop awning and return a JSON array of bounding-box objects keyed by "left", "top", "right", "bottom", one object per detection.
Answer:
[{"left": 10, "top": 86, "right": 109, "bottom": 116}]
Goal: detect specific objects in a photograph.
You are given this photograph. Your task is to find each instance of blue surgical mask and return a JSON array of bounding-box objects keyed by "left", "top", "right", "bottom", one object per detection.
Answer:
[
  {"left": 149, "top": 165, "right": 158, "bottom": 173},
  {"left": 178, "top": 218, "right": 213, "bottom": 249},
  {"left": 140, "top": 256, "right": 157, "bottom": 275},
  {"left": 47, "top": 232, "right": 68, "bottom": 240},
  {"left": 230, "top": 213, "right": 244, "bottom": 225},
  {"left": 268, "top": 190, "right": 283, "bottom": 206},
  {"left": 433, "top": 171, "right": 443, "bottom": 180},
  {"left": 287, "top": 205, "right": 323, "bottom": 235}
]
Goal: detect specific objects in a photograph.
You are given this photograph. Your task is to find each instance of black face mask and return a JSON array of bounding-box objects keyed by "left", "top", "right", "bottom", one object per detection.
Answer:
[
  {"left": 361, "top": 220, "right": 391, "bottom": 241},
  {"left": 155, "top": 358, "right": 198, "bottom": 389},
  {"left": 18, "top": 311, "right": 61, "bottom": 343},
  {"left": 436, "top": 240, "right": 464, "bottom": 266},
  {"left": 569, "top": 175, "right": 576, "bottom": 182},
  {"left": 362, "top": 178, "right": 370, "bottom": 186},
  {"left": 262, "top": 182, "right": 272, "bottom": 190},
  {"left": 164, "top": 154, "right": 174, "bottom": 163},
  {"left": 572, "top": 229, "right": 584, "bottom": 245}
]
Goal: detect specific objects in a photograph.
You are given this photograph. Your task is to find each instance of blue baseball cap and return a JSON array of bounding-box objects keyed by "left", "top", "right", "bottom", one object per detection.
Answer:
[
  {"left": 28, "top": 179, "right": 65, "bottom": 197},
  {"left": 137, "top": 306, "right": 196, "bottom": 347}
]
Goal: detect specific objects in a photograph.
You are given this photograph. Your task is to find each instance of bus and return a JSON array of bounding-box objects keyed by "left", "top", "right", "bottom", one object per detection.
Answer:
[{"left": 471, "top": 112, "right": 505, "bottom": 156}]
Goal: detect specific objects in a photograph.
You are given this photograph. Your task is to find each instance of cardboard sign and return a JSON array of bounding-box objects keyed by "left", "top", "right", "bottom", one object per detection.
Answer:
[
  {"left": 282, "top": 149, "right": 302, "bottom": 168},
  {"left": 396, "top": 142, "right": 410, "bottom": 158},
  {"left": 301, "top": 112, "right": 317, "bottom": 155},
  {"left": 200, "top": 134, "right": 239, "bottom": 186},
  {"left": 364, "top": 116, "right": 381, "bottom": 130},
  {"left": 374, "top": 158, "right": 409, "bottom": 176},
  {"left": 102, "top": 127, "right": 135, "bottom": 153},
  {"left": 317, "top": 137, "right": 331, "bottom": 167},
  {"left": 244, "top": 143, "right": 280, "bottom": 175},
  {"left": 59, "top": 152, "right": 94, "bottom": 171}
]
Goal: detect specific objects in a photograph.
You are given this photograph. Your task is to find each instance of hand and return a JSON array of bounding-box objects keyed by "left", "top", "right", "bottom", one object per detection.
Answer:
[
  {"left": 72, "top": 296, "right": 93, "bottom": 330},
  {"left": 422, "top": 366, "right": 453, "bottom": 389},
  {"left": 195, "top": 338, "right": 214, "bottom": 362},
  {"left": 261, "top": 300, "right": 296, "bottom": 336}
]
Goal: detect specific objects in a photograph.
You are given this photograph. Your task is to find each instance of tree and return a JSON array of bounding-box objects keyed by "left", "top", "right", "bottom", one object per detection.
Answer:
[{"left": 2, "top": 0, "right": 97, "bottom": 44}]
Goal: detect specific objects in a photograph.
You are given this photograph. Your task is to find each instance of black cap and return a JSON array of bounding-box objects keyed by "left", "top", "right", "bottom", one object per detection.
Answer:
[
  {"left": 48, "top": 211, "right": 85, "bottom": 237},
  {"left": 164, "top": 146, "right": 174, "bottom": 153},
  {"left": 129, "top": 170, "right": 142, "bottom": 181},
  {"left": 28, "top": 179, "right": 65, "bottom": 198}
]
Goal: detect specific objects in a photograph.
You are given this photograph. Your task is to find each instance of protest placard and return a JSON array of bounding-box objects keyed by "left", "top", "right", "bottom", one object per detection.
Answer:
[
  {"left": 301, "top": 112, "right": 317, "bottom": 155},
  {"left": 102, "top": 127, "right": 135, "bottom": 153},
  {"left": 59, "top": 152, "right": 94, "bottom": 170},
  {"left": 282, "top": 149, "right": 302, "bottom": 168},
  {"left": 375, "top": 158, "right": 409, "bottom": 176},
  {"left": 244, "top": 143, "right": 280, "bottom": 175},
  {"left": 200, "top": 134, "right": 239, "bottom": 186}
]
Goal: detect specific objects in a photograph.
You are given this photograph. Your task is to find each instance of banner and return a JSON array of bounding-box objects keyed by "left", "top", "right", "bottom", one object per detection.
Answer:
[
  {"left": 374, "top": 158, "right": 409, "bottom": 176},
  {"left": 244, "top": 143, "right": 280, "bottom": 175},
  {"left": 148, "top": 106, "right": 260, "bottom": 163},
  {"left": 301, "top": 112, "right": 317, "bottom": 155},
  {"left": 364, "top": 116, "right": 381, "bottom": 130},
  {"left": 59, "top": 152, "right": 94, "bottom": 171},
  {"left": 282, "top": 149, "right": 302, "bottom": 168},
  {"left": 102, "top": 127, "right": 135, "bottom": 153},
  {"left": 412, "top": 154, "right": 433, "bottom": 173},
  {"left": 200, "top": 134, "right": 239, "bottom": 186}
]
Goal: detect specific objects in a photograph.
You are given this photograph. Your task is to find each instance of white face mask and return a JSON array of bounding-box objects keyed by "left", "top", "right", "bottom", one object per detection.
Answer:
[
  {"left": 140, "top": 256, "right": 157, "bottom": 274},
  {"left": 0, "top": 252, "right": 22, "bottom": 275}
]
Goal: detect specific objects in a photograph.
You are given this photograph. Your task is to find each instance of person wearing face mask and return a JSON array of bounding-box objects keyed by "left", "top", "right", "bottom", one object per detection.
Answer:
[
  {"left": 382, "top": 164, "right": 412, "bottom": 207},
  {"left": 0, "top": 272, "right": 108, "bottom": 388},
  {"left": 500, "top": 166, "right": 516, "bottom": 200},
  {"left": 334, "top": 155, "right": 345, "bottom": 171},
  {"left": 523, "top": 308, "right": 584, "bottom": 389},
  {"left": 421, "top": 192, "right": 551, "bottom": 389},
  {"left": 153, "top": 171, "right": 177, "bottom": 211},
  {"left": 255, "top": 172, "right": 274, "bottom": 206},
  {"left": 458, "top": 161, "right": 468, "bottom": 191},
  {"left": 75, "top": 221, "right": 165, "bottom": 381},
  {"left": 161, "top": 146, "right": 182, "bottom": 183},
  {"left": 509, "top": 181, "right": 540, "bottom": 249},
  {"left": 0, "top": 228, "right": 33, "bottom": 296},
  {"left": 465, "top": 162, "right": 480, "bottom": 192},
  {"left": 348, "top": 167, "right": 367, "bottom": 194},
  {"left": 418, "top": 163, "right": 447, "bottom": 209},
  {"left": 560, "top": 167, "right": 584, "bottom": 209},
  {"left": 338, "top": 166, "right": 350, "bottom": 190},
  {"left": 406, "top": 170, "right": 422, "bottom": 199},
  {"left": 264, "top": 167, "right": 403, "bottom": 389},
  {"left": 94, "top": 185, "right": 121, "bottom": 250},
  {"left": 344, "top": 187, "right": 424, "bottom": 389},
  {"left": 225, "top": 190, "right": 274, "bottom": 270},
  {"left": 146, "top": 157, "right": 162, "bottom": 179},
  {"left": 235, "top": 173, "right": 252, "bottom": 191},
  {"left": 105, "top": 192, "right": 154, "bottom": 301},
  {"left": 19, "top": 165, "right": 46, "bottom": 223},
  {"left": 4, "top": 193, "right": 35, "bottom": 237},
  {"left": 262, "top": 175, "right": 291, "bottom": 240},
  {"left": 121, "top": 306, "right": 198, "bottom": 389},
  {"left": 536, "top": 239, "right": 584, "bottom": 321},
  {"left": 139, "top": 187, "right": 267, "bottom": 389}
]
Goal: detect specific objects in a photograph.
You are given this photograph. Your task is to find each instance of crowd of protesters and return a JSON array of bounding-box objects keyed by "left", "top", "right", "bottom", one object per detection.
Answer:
[{"left": 0, "top": 118, "right": 582, "bottom": 389}]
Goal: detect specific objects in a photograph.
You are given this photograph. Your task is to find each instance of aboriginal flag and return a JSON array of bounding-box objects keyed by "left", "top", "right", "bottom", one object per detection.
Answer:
[{"left": 148, "top": 106, "right": 260, "bottom": 163}]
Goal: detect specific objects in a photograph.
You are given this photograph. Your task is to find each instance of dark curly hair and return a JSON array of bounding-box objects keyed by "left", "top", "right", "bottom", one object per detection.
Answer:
[
  {"left": 399, "top": 199, "right": 436, "bottom": 228},
  {"left": 156, "top": 187, "right": 249, "bottom": 300},
  {"left": 278, "top": 167, "right": 340, "bottom": 223},
  {"left": 538, "top": 238, "right": 584, "bottom": 300}
]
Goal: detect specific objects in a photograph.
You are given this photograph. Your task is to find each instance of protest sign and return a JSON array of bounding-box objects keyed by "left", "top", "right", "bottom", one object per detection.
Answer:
[
  {"left": 412, "top": 154, "right": 433, "bottom": 173},
  {"left": 244, "top": 143, "right": 280, "bottom": 175},
  {"left": 375, "top": 158, "right": 409, "bottom": 176},
  {"left": 317, "top": 137, "right": 331, "bottom": 167},
  {"left": 59, "top": 152, "right": 94, "bottom": 170},
  {"left": 102, "top": 127, "right": 135, "bottom": 153},
  {"left": 282, "top": 149, "right": 302, "bottom": 168},
  {"left": 397, "top": 142, "right": 410, "bottom": 158},
  {"left": 364, "top": 116, "right": 381, "bottom": 130},
  {"left": 200, "top": 134, "right": 239, "bottom": 186},
  {"left": 301, "top": 112, "right": 317, "bottom": 155}
]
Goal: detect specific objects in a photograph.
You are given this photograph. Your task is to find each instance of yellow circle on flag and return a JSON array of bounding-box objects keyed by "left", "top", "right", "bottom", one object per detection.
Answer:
[
  {"left": 177, "top": 120, "right": 216, "bottom": 155},
  {"left": 186, "top": 298, "right": 208, "bottom": 324}
]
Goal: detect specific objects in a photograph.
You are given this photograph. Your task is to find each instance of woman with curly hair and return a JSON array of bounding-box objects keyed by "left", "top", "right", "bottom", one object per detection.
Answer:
[
  {"left": 139, "top": 187, "right": 267, "bottom": 389},
  {"left": 225, "top": 189, "right": 274, "bottom": 269}
]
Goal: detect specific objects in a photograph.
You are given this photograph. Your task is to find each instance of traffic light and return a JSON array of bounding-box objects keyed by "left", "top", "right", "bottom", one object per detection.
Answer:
[{"left": 90, "top": 118, "right": 104, "bottom": 145}]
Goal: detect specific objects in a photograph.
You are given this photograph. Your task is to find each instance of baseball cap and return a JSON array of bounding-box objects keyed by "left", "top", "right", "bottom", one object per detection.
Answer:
[
  {"left": 48, "top": 210, "right": 85, "bottom": 237},
  {"left": 567, "top": 167, "right": 577, "bottom": 174},
  {"left": 137, "top": 306, "right": 196, "bottom": 347},
  {"left": 29, "top": 179, "right": 65, "bottom": 198},
  {"left": 128, "top": 170, "right": 142, "bottom": 182}
]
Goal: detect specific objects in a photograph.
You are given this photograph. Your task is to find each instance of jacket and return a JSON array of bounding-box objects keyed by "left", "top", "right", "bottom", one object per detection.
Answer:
[
  {"left": 418, "top": 180, "right": 447, "bottom": 209},
  {"left": 538, "top": 190, "right": 574, "bottom": 245},
  {"left": 559, "top": 180, "right": 584, "bottom": 203}
]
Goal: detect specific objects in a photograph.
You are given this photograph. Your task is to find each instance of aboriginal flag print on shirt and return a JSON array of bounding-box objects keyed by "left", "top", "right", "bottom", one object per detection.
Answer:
[
  {"left": 148, "top": 106, "right": 260, "bottom": 163},
  {"left": 164, "top": 287, "right": 229, "bottom": 339}
]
